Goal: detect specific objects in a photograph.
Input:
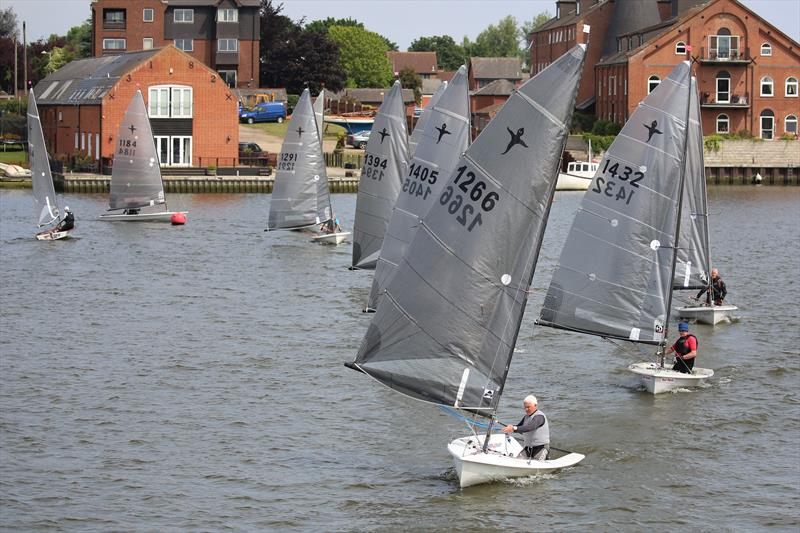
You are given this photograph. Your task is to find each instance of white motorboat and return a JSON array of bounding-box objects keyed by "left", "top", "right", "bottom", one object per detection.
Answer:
[
  {"left": 346, "top": 44, "right": 588, "bottom": 489},
  {"left": 448, "top": 433, "right": 585, "bottom": 488},
  {"left": 675, "top": 303, "right": 738, "bottom": 325},
  {"left": 99, "top": 90, "right": 187, "bottom": 223},
  {"left": 628, "top": 362, "right": 714, "bottom": 394},
  {"left": 28, "top": 89, "right": 73, "bottom": 241},
  {"left": 555, "top": 159, "right": 597, "bottom": 190},
  {"left": 312, "top": 231, "right": 351, "bottom": 245}
]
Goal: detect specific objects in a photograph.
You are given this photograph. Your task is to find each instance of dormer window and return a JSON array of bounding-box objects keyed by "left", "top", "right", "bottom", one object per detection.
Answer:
[
  {"left": 217, "top": 8, "right": 238, "bottom": 22},
  {"left": 761, "top": 43, "right": 772, "bottom": 56}
]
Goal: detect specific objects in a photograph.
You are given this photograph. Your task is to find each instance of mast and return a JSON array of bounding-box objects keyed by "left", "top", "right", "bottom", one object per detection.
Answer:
[{"left": 660, "top": 61, "right": 695, "bottom": 368}]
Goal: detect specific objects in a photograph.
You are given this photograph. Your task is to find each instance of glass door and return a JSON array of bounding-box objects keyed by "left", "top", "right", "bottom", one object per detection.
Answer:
[{"left": 154, "top": 136, "right": 169, "bottom": 165}]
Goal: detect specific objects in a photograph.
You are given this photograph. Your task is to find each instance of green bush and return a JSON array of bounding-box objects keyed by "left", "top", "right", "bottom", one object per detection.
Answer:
[
  {"left": 286, "top": 94, "right": 299, "bottom": 114},
  {"left": 581, "top": 133, "right": 615, "bottom": 152},
  {"left": 571, "top": 111, "right": 595, "bottom": 133}
]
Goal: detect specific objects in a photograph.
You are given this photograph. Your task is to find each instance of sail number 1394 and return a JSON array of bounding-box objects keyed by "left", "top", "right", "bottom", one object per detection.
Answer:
[{"left": 439, "top": 165, "right": 500, "bottom": 232}]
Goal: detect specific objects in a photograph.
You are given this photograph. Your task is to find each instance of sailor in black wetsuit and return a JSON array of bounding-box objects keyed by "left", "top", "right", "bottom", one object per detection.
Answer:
[
  {"left": 56, "top": 206, "right": 75, "bottom": 232},
  {"left": 696, "top": 268, "right": 727, "bottom": 305}
]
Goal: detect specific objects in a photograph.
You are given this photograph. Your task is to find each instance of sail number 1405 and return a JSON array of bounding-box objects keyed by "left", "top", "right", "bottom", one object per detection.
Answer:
[
  {"left": 439, "top": 165, "right": 500, "bottom": 232},
  {"left": 591, "top": 160, "right": 645, "bottom": 205}
]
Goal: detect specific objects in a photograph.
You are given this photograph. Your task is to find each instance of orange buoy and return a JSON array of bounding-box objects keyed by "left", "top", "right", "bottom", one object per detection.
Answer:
[{"left": 171, "top": 212, "right": 187, "bottom": 225}]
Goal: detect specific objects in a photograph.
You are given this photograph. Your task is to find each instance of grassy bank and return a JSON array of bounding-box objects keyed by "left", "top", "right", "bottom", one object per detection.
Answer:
[
  {"left": 0, "top": 150, "right": 27, "bottom": 165},
  {"left": 245, "top": 121, "right": 346, "bottom": 140}
]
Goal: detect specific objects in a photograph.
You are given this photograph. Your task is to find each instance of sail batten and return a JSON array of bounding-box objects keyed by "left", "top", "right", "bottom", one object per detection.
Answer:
[
  {"left": 268, "top": 89, "right": 331, "bottom": 230},
  {"left": 539, "top": 61, "right": 692, "bottom": 345},
  {"left": 350, "top": 45, "right": 587, "bottom": 414},
  {"left": 109, "top": 91, "right": 165, "bottom": 210},
  {"left": 351, "top": 81, "right": 410, "bottom": 269}
]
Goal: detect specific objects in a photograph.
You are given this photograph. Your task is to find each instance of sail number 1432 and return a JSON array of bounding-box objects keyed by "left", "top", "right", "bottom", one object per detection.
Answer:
[
  {"left": 439, "top": 165, "right": 500, "bottom": 232},
  {"left": 591, "top": 159, "right": 645, "bottom": 205}
]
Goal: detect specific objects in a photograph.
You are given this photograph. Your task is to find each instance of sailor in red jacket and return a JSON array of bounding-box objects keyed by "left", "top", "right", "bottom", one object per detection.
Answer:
[{"left": 667, "top": 322, "right": 698, "bottom": 374}]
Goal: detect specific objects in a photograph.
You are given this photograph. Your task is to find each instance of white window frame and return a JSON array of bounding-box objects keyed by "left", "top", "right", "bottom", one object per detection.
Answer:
[
  {"left": 174, "top": 38, "right": 193, "bottom": 52},
  {"left": 74, "top": 132, "right": 78, "bottom": 149},
  {"left": 675, "top": 41, "right": 686, "bottom": 55},
  {"left": 148, "top": 85, "right": 192, "bottom": 119},
  {"left": 647, "top": 75, "right": 660, "bottom": 94},
  {"left": 217, "top": 39, "right": 238, "bottom": 52},
  {"left": 143, "top": 8, "right": 154, "bottom": 22},
  {"left": 786, "top": 115, "right": 798, "bottom": 135},
  {"left": 174, "top": 9, "right": 193, "bottom": 23},
  {"left": 786, "top": 77, "right": 798, "bottom": 97},
  {"left": 95, "top": 133, "right": 100, "bottom": 160},
  {"left": 760, "top": 112, "right": 774, "bottom": 140},
  {"left": 760, "top": 42, "right": 772, "bottom": 56},
  {"left": 716, "top": 73, "right": 731, "bottom": 103},
  {"left": 217, "top": 8, "right": 238, "bottom": 22},
  {"left": 716, "top": 113, "right": 729, "bottom": 134},
  {"left": 143, "top": 38, "right": 154, "bottom": 50},
  {"left": 760, "top": 76, "right": 774, "bottom": 97},
  {"left": 102, "top": 38, "right": 126, "bottom": 50}
]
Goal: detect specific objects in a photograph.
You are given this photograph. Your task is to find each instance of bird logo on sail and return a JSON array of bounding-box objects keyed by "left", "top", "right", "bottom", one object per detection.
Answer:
[
  {"left": 482, "top": 388, "right": 495, "bottom": 400},
  {"left": 434, "top": 122, "right": 451, "bottom": 144},
  {"left": 378, "top": 127, "right": 390, "bottom": 144},
  {"left": 502, "top": 127, "right": 528, "bottom": 154},
  {"left": 296, "top": 126, "right": 305, "bottom": 137},
  {"left": 644, "top": 120, "right": 663, "bottom": 142}
]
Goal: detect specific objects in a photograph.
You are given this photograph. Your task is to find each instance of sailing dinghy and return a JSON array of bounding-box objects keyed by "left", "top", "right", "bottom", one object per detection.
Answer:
[
  {"left": 672, "top": 86, "right": 738, "bottom": 325},
  {"left": 364, "top": 65, "right": 470, "bottom": 311},
  {"left": 347, "top": 44, "right": 588, "bottom": 488},
  {"left": 99, "top": 90, "right": 187, "bottom": 222},
  {"left": 268, "top": 89, "right": 350, "bottom": 243},
  {"left": 538, "top": 62, "right": 713, "bottom": 394},
  {"left": 28, "top": 90, "right": 72, "bottom": 240},
  {"left": 350, "top": 81, "right": 409, "bottom": 268}
]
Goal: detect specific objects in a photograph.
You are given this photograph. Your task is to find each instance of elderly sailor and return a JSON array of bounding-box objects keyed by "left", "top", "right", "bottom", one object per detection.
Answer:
[{"left": 501, "top": 395, "right": 550, "bottom": 460}]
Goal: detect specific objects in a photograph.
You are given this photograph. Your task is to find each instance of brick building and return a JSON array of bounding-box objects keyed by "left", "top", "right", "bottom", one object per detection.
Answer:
[
  {"left": 531, "top": 0, "right": 800, "bottom": 139},
  {"left": 34, "top": 46, "right": 239, "bottom": 169},
  {"left": 467, "top": 57, "right": 525, "bottom": 91},
  {"left": 386, "top": 51, "right": 438, "bottom": 79},
  {"left": 91, "top": 0, "right": 260, "bottom": 88}
]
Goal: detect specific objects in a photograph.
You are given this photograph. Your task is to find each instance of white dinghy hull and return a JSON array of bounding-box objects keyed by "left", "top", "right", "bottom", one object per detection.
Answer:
[
  {"left": 312, "top": 231, "right": 351, "bottom": 245},
  {"left": 447, "top": 434, "right": 585, "bottom": 489},
  {"left": 628, "top": 362, "right": 714, "bottom": 394},
  {"left": 555, "top": 172, "right": 592, "bottom": 191},
  {"left": 35, "top": 229, "right": 72, "bottom": 241},
  {"left": 675, "top": 304, "right": 737, "bottom": 325},
  {"left": 99, "top": 211, "right": 187, "bottom": 222}
]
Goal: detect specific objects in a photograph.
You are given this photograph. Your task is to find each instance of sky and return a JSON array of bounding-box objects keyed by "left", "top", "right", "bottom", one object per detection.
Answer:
[{"left": 3, "top": 0, "right": 799, "bottom": 47}]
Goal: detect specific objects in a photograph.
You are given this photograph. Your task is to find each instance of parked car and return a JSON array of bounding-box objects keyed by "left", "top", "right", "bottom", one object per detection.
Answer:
[
  {"left": 346, "top": 130, "right": 371, "bottom": 149},
  {"left": 239, "top": 142, "right": 265, "bottom": 156},
  {"left": 239, "top": 102, "right": 287, "bottom": 124},
  {"left": 239, "top": 142, "right": 275, "bottom": 167}
]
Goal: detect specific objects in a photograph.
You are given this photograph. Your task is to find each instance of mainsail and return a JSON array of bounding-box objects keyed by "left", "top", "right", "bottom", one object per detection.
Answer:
[
  {"left": 348, "top": 45, "right": 586, "bottom": 413},
  {"left": 408, "top": 81, "right": 446, "bottom": 157},
  {"left": 313, "top": 89, "right": 325, "bottom": 141},
  {"left": 538, "top": 61, "right": 692, "bottom": 345},
  {"left": 268, "top": 88, "right": 331, "bottom": 230},
  {"left": 351, "top": 81, "right": 410, "bottom": 270},
  {"left": 109, "top": 90, "right": 165, "bottom": 210},
  {"left": 366, "top": 65, "right": 470, "bottom": 310},
  {"left": 673, "top": 77, "right": 711, "bottom": 291},
  {"left": 27, "top": 90, "right": 59, "bottom": 226}
]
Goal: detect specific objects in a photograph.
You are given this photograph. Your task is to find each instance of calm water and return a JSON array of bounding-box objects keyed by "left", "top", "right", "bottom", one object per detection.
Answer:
[{"left": 1, "top": 187, "right": 798, "bottom": 531}]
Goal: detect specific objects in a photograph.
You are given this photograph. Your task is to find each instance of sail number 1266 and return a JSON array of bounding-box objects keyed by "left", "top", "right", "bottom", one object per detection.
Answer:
[{"left": 439, "top": 165, "right": 500, "bottom": 232}]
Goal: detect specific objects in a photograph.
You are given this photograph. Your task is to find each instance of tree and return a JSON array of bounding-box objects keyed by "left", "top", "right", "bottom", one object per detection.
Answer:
[
  {"left": 409, "top": 35, "right": 466, "bottom": 71},
  {"left": 328, "top": 25, "right": 393, "bottom": 88},
  {"left": 398, "top": 66, "right": 421, "bottom": 105},
  {"left": 258, "top": 1, "right": 346, "bottom": 93},
  {"left": 0, "top": 7, "right": 18, "bottom": 39},
  {"left": 520, "top": 11, "right": 552, "bottom": 69},
  {"left": 471, "top": 16, "right": 521, "bottom": 58},
  {"left": 304, "top": 16, "right": 397, "bottom": 51}
]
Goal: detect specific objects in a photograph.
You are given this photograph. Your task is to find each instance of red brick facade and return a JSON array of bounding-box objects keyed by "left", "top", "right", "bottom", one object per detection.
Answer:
[{"left": 37, "top": 46, "right": 239, "bottom": 167}]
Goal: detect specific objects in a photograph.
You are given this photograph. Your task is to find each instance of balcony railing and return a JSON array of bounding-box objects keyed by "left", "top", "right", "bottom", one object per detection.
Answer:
[
  {"left": 699, "top": 47, "right": 751, "bottom": 64},
  {"left": 103, "top": 20, "right": 126, "bottom": 30},
  {"left": 700, "top": 92, "right": 750, "bottom": 108}
]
